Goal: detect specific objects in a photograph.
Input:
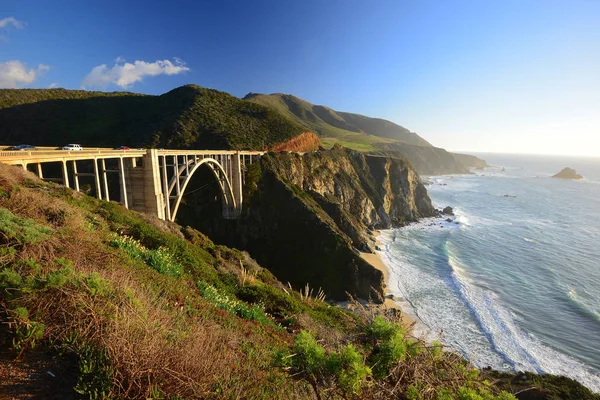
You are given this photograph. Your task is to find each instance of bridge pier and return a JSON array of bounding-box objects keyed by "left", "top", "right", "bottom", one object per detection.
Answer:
[{"left": 61, "top": 161, "right": 70, "bottom": 188}]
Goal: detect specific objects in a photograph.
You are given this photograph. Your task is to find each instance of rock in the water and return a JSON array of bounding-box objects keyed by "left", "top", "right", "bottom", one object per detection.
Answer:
[
  {"left": 445, "top": 218, "right": 453, "bottom": 223},
  {"left": 552, "top": 167, "right": 583, "bottom": 180},
  {"left": 443, "top": 206, "right": 454, "bottom": 215}
]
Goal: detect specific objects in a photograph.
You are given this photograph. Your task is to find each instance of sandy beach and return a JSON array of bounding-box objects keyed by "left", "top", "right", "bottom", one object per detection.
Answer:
[{"left": 359, "top": 231, "right": 417, "bottom": 331}]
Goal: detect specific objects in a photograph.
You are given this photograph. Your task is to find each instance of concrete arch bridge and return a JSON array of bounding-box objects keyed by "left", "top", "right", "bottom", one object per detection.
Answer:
[{"left": 0, "top": 148, "right": 265, "bottom": 220}]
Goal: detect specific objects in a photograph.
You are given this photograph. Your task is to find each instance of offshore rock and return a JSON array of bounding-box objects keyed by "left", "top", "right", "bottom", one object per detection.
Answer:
[
  {"left": 443, "top": 206, "right": 454, "bottom": 215},
  {"left": 552, "top": 167, "right": 583, "bottom": 180}
]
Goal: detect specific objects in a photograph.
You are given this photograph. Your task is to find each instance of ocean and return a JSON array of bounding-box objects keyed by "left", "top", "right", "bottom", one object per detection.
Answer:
[{"left": 379, "top": 153, "right": 600, "bottom": 392}]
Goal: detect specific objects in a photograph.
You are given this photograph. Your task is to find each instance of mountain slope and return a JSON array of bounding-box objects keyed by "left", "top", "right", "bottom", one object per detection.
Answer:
[
  {"left": 245, "top": 92, "right": 487, "bottom": 174},
  {"left": 0, "top": 85, "right": 309, "bottom": 150},
  {"left": 244, "top": 93, "right": 431, "bottom": 149}
]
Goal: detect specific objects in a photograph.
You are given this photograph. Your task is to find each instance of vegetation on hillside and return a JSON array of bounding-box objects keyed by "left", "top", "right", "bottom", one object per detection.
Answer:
[
  {"left": 244, "top": 92, "right": 488, "bottom": 174},
  {"left": 0, "top": 85, "right": 308, "bottom": 151},
  {"left": 244, "top": 92, "right": 431, "bottom": 150}
]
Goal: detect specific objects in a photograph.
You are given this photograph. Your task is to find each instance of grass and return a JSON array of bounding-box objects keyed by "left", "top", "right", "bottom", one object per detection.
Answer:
[
  {"left": 245, "top": 92, "right": 431, "bottom": 148},
  {"left": 0, "top": 207, "right": 53, "bottom": 244}
]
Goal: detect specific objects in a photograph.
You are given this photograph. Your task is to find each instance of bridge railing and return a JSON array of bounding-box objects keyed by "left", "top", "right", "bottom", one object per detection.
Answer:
[{"left": 0, "top": 149, "right": 148, "bottom": 162}]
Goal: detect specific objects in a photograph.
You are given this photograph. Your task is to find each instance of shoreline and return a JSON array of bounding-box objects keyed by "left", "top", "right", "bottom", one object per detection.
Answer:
[{"left": 359, "top": 230, "right": 418, "bottom": 332}]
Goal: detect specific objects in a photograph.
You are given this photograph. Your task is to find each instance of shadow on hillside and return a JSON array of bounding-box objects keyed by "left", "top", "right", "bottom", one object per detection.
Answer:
[{"left": 0, "top": 95, "right": 164, "bottom": 148}]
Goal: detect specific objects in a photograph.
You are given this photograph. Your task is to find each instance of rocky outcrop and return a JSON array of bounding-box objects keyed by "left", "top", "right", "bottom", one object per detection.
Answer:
[
  {"left": 373, "top": 143, "right": 486, "bottom": 175},
  {"left": 552, "top": 167, "right": 583, "bottom": 180},
  {"left": 181, "top": 145, "right": 435, "bottom": 302},
  {"left": 452, "top": 152, "right": 489, "bottom": 170}
]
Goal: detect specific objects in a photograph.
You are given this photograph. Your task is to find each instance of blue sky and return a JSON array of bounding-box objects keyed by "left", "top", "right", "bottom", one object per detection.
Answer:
[{"left": 1, "top": 0, "right": 599, "bottom": 156}]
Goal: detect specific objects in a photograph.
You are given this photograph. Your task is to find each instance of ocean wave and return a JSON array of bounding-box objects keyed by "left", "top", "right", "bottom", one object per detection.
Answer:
[
  {"left": 568, "top": 289, "right": 600, "bottom": 323},
  {"left": 443, "top": 242, "right": 600, "bottom": 391}
]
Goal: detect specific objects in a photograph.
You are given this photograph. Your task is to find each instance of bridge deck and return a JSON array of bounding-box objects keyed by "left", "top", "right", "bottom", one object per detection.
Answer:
[{"left": 0, "top": 148, "right": 265, "bottom": 165}]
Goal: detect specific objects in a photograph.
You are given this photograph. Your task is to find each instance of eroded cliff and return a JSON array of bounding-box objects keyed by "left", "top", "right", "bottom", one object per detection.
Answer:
[{"left": 178, "top": 145, "right": 435, "bottom": 302}]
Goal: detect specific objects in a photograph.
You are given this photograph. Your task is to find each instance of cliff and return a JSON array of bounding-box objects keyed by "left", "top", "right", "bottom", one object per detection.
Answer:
[
  {"left": 453, "top": 152, "right": 489, "bottom": 169},
  {"left": 179, "top": 145, "right": 435, "bottom": 302},
  {"left": 373, "top": 142, "right": 471, "bottom": 175}
]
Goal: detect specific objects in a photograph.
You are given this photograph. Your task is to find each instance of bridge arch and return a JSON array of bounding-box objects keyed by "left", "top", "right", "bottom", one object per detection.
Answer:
[{"left": 166, "top": 157, "right": 238, "bottom": 221}]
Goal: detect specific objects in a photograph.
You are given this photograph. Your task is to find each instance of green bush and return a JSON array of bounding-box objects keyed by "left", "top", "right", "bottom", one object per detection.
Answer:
[
  {"left": 197, "top": 281, "right": 278, "bottom": 329},
  {"left": 0, "top": 207, "right": 52, "bottom": 244},
  {"left": 46, "top": 260, "right": 75, "bottom": 288},
  {"left": 110, "top": 234, "right": 183, "bottom": 277},
  {"left": 326, "top": 344, "right": 372, "bottom": 396},
  {"left": 0, "top": 267, "right": 22, "bottom": 288},
  {"left": 366, "top": 316, "right": 408, "bottom": 378},
  {"left": 74, "top": 344, "right": 114, "bottom": 400},
  {"left": 237, "top": 283, "right": 301, "bottom": 317},
  {"left": 11, "top": 307, "right": 45, "bottom": 352},
  {"left": 291, "top": 330, "right": 326, "bottom": 375}
]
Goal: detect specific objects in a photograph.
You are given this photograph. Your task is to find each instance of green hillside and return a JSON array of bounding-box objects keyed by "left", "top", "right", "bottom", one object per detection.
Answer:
[
  {"left": 244, "top": 93, "right": 431, "bottom": 151},
  {"left": 244, "top": 92, "right": 488, "bottom": 174},
  {"left": 0, "top": 85, "right": 307, "bottom": 150}
]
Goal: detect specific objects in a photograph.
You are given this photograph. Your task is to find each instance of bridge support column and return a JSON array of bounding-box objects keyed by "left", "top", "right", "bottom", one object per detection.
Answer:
[
  {"left": 231, "top": 152, "right": 243, "bottom": 217},
  {"left": 93, "top": 159, "right": 102, "bottom": 199},
  {"left": 101, "top": 159, "right": 109, "bottom": 201},
  {"left": 72, "top": 161, "right": 80, "bottom": 192},
  {"left": 36, "top": 163, "right": 43, "bottom": 179},
  {"left": 140, "top": 149, "right": 165, "bottom": 220},
  {"left": 61, "top": 161, "right": 70, "bottom": 188},
  {"left": 118, "top": 158, "right": 129, "bottom": 209}
]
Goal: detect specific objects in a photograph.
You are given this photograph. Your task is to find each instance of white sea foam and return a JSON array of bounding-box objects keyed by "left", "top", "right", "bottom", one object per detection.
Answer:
[
  {"left": 441, "top": 242, "right": 600, "bottom": 391},
  {"left": 379, "top": 227, "right": 600, "bottom": 393}
]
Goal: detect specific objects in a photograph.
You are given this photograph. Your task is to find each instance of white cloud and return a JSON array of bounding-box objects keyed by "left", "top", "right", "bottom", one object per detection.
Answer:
[
  {"left": 0, "top": 60, "right": 50, "bottom": 88},
  {"left": 82, "top": 58, "right": 190, "bottom": 89},
  {"left": 0, "top": 17, "right": 25, "bottom": 29},
  {"left": 48, "top": 82, "right": 58, "bottom": 88}
]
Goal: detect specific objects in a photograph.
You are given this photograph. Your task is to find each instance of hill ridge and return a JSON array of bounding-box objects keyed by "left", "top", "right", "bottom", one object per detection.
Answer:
[
  {"left": 0, "top": 85, "right": 311, "bottom": 151},
  {"left": 243, "top": 92, "right": 432, "bottom": 148}
]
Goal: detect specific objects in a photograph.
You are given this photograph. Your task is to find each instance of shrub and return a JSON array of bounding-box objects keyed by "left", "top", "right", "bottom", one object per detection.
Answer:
[
  {"left": 0, "top": 267, "right": 22, "bottom": 288},
  {"left": 110, "top": 234, "right": 183, "bottom": 277},
  {"left": 237, "top": 283, "right": 302, "bottom": 317},
  {"left": 326, "top": 344, "right": 372, "bottom": 396},
  {"left": 74, "top": 344, "right": 114, "bottom": 400},
  {"left": 366, "top": 315, "right": 408, "bottom": 379},
  {"left": 197, "top": 281, "right": 277, "bottom": 328},
  {"left": 0, "top": 207, "right": 52, "bottom": 244},
  {"left": 11, "top": 307, "right": 45, "bottom": 352},
  {"left": 291, "top": 330, "right": 326, "bottom": 375}
]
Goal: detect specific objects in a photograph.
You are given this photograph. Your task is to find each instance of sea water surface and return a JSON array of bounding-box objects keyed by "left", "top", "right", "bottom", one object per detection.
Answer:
[{"left": 379, "top": 153, "right": 600, "bottom": 391}]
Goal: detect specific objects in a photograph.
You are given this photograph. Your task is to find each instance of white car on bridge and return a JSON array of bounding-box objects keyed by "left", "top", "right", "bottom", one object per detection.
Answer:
[{"left": 62, "top": 144, "right": 83, "bottom": 150}]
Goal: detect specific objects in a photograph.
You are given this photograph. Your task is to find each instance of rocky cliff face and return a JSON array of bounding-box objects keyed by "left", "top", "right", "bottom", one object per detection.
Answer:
[{"left": 179, "top": 145, "right": 435, "bottom": 302}]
